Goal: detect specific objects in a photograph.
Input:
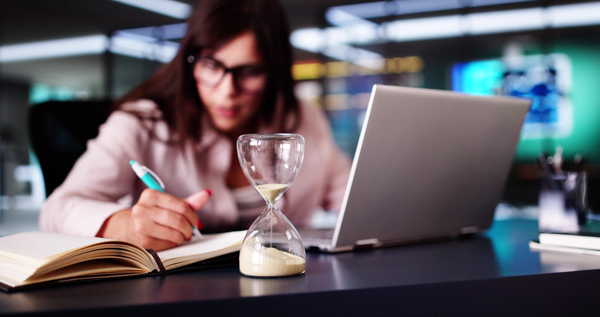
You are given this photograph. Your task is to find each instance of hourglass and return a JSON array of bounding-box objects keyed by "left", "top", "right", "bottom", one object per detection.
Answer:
[{"left": 237, "top": 133, "right": 306, "bottom": 277}]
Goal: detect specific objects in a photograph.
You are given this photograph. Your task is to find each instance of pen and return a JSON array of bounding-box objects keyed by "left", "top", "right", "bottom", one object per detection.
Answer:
[
  {"left": 129, "top": 160, "right": 203, "bottom": 239},
  {"left": 538, "top": 154, "right": 558, "bottom": 191}
]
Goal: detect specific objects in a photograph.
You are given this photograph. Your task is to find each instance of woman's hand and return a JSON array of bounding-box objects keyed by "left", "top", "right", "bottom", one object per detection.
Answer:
[{"left": 97, "top": 189, "right": 211, "bottom": 251}]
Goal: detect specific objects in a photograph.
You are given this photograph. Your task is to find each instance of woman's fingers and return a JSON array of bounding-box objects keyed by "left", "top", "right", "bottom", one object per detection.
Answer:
[
  {"left": 140, "top": 189, "right": 195, "bottom": 231},
  {"left": 140, "top": 189, "right": 193, "bottom": 215},
  {"left": 185, "top": 189, "right": 212, "bottom": 210},
  {"left": 131, "top": 199, "right": 190, "bottom": 243},
  {"left": 133, "top": 188, "right": 211, "bottom": 245},
  {"left": 132, "top": 232, "right": 178, "bottom": 251},
  {"left": 144, "top": 239, "right": 177, "bottom": 252},
  {"left": 184, "top": 189, "right": 212, "bottom": 228}
]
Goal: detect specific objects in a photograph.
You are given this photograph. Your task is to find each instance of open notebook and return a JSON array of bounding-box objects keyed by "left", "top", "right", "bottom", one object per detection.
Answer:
[
  {"left": 301, "top": 85, "right": 531, "bottom": 252},
  {"left": 0, "top": 230, "right": 246, "bottom": 292}
]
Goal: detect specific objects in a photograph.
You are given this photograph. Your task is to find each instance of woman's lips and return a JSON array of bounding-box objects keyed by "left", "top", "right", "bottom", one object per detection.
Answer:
[{"left": 215, "top": 107, "right": 239, "bottom": 119}]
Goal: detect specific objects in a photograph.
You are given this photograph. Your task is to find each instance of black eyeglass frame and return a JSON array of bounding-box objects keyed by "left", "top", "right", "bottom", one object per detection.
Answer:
[{"left": 187, "top": 54, "right": 268, "bottom": 94}]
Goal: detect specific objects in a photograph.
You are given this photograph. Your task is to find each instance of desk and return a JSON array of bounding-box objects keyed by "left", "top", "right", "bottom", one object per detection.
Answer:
[{"left": 0, "top": 219, "right": 598, "bottom": 316}]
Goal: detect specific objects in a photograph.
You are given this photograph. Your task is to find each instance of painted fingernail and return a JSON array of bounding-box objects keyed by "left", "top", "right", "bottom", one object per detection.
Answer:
[
  {"left": 206, "top": 189, "right": 212, "bottom": 196},
  {"left": 197, "top": 220, "right": 203, "bottom": 230}
]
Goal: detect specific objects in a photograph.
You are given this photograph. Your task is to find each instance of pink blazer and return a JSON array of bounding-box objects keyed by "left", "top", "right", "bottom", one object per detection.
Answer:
[{"left": 39, "top": 99, "right": 351, "bottom": 236}]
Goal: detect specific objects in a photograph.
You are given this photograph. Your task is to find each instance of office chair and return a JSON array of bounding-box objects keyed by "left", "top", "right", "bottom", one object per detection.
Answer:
[{"left": 28, "top": 100, "right": 112, "bottom": 197}]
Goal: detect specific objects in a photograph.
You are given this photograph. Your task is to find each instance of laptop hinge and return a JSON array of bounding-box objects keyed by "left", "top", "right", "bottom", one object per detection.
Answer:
[
  {"left": 459, "top": 226, "right": 480, "bottom": 234},
  {"left": 355, "top": 238, "right": 380, "bottom": 249}
]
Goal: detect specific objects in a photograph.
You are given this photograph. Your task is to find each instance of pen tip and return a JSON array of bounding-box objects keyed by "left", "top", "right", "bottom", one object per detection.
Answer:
[{"left": 130, "top": 160, "right": 135, "bottom": 166}]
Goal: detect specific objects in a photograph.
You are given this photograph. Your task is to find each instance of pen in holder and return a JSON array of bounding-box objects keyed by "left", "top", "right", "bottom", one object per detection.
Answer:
[{"left": 538, "top": 154, "right": 589, "bottom": 232}]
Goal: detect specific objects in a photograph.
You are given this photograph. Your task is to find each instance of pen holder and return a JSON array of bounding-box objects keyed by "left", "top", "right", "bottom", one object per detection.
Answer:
[{"left": 538, "top": 172, "right": 588, "bottom": 232}]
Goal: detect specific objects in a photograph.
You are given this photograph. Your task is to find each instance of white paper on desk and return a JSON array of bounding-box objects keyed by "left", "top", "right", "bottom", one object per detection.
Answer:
[{"left": 529, "top": 240, "right": 600, "bottom": 256}]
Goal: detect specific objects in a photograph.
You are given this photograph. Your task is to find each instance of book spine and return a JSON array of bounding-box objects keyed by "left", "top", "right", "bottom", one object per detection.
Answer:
[{"left": 146, "top": 249, "right": 165, "bottom": 272}]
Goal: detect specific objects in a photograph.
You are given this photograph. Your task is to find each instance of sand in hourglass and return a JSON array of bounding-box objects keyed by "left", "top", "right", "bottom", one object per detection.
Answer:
[
  {"left": 256, "top": 184, "right": 288, "bottom": 204},
  {"left": 239, "top": 183, "right": 306, "bottom": 277},
  {"left": 239, "top": 244, "right": 306, "bottom": 276}
]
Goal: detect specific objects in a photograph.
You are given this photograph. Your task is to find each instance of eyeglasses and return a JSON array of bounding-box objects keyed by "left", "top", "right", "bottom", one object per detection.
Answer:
[{"left": 188, "top": 55, "right": 267, "bottom": 93}]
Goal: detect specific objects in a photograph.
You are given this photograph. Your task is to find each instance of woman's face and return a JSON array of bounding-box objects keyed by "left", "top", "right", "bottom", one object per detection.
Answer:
[{"left": 194, "top": 31, "right": 267, "bottom": 138}]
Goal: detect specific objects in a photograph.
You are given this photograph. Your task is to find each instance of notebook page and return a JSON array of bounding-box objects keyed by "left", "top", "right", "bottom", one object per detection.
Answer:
[
  {"left": 0, "top": 232, "right": 109, "bottom": 265},
  {"left": 157, "top": 230, "right": 246, "bottom": 265}
]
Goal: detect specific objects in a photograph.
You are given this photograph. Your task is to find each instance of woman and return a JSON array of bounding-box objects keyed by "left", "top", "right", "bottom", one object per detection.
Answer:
[{"left": 39, "top": 0, "right": 350, "bottom": 251}]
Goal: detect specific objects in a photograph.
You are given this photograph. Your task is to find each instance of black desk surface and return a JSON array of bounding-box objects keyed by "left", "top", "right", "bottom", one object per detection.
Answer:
[{"left": 1, "top": 219, "right": 599, "bottom": 316}]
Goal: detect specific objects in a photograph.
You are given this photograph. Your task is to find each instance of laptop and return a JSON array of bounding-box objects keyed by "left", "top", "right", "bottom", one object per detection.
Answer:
[{"left": 300, "top": 84, "right": 531, "bottom": 252}]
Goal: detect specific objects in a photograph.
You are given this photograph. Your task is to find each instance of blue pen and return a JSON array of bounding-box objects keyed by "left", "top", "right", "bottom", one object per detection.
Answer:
[{"left": 129, "top": 160, "right": 203, "bottom": 239}]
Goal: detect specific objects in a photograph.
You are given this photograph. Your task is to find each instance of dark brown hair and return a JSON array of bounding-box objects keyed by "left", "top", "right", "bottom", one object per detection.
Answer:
[{"left": 114, "top": 0, "right": 300, "bottom": 143}]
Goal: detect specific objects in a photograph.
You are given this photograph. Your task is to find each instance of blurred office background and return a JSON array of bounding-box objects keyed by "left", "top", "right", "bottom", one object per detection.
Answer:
[{"left": 1, "top": 0, "right": 599, "bottom": 218}]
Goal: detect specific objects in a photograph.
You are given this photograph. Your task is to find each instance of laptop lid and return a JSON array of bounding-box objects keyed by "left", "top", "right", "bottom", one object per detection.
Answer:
[{"left": 326, "top": 85, "right": 530, "bottom": 252}]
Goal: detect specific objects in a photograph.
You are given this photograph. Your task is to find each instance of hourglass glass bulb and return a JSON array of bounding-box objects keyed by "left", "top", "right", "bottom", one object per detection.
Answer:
[
  {"left": 236, "top": 133, "right": 306, "bottom": 277},
  {"left": 238, "top": 205, "right": 306, "bottom": 276}
]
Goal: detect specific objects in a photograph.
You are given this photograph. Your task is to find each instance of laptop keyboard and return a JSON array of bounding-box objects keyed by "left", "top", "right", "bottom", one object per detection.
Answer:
[{"left": 298, "top": 228, "right": 334, "bottom": 247}]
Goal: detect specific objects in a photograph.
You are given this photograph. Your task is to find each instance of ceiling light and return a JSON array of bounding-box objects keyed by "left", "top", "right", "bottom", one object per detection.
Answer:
[
  {"left": 385, "top": 15, "right": 464, "bottom": 42},
  {"left": 0, "top": 35, "right": 109, "bottom": 63},
  {"left": 325, "top": 23, "right": 380, "bottom": 45},
  {"left": 290, "top": 28, "right": 325, "bottom": 53},
  {"left": 468, "top": 8, "right": 545, "bottom": 35},
  {"left": 292, "top": 1, "right": 600, "bottom": 51},
  {"left": 325, "top": 0, "right": 536, "bottom": 25},
  {"left": 549, "top": 2, "right": 600, "bottom": 28},
  {"left": 325, "top": 8, "right": 379, "bottom": 26},
  {"left": 114, "top": 23, "right": 187, "bottom": 40},
  {"left": 112, "top": 0, "right": 192, "bottom": 19},
  {"left": 109, "top": 34, "right": 179, "bottom": 63}
]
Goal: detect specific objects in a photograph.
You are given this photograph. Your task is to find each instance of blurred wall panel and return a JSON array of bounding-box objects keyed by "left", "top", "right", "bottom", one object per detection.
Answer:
[{"left": 0, "top": 80, "right": 31, "bottom": 197}]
